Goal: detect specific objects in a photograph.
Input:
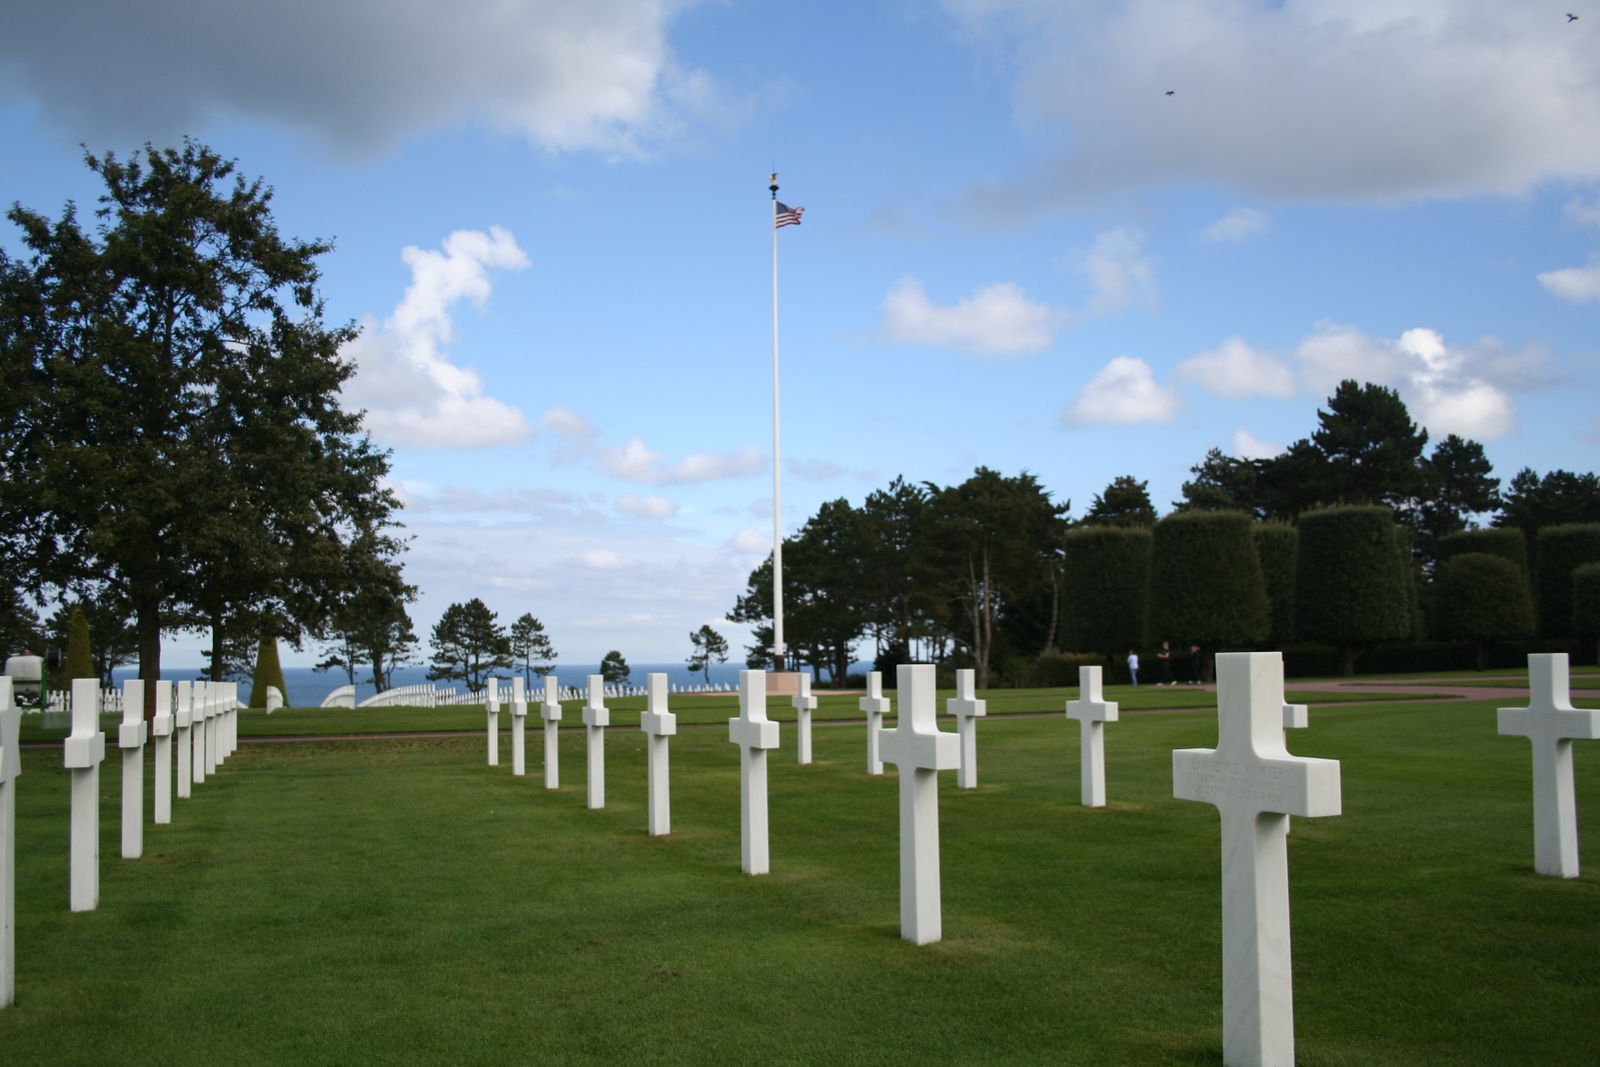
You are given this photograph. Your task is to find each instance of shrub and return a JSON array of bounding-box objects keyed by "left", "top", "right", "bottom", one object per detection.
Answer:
[
  {"left": 1433, "top": 553, "right": 1535, "bottom": 669},
  {"left": 1295, "top": 506, "right": 1410, "bottom": 675},
  {"left": 1061, "top": 526, "right": 1151, "bottom": 656},
  {"left": 1148, "top": 510, "right": 1268, "bottom": 649},
  {"left": 1253, "top": 522, "right": 1297, "bottom": 646},
  {"left": 1438, "top": 527, "right": 1528, "bottom": 575},
  {"left": 250, "top": 633, "right": 288, "bottom": 708},
  {"left": 1535, "top": 524, "right": 1600, "bottom": 638},
  {"left": 1574, "top": 562, "right": 1600, "bottom": 667}
]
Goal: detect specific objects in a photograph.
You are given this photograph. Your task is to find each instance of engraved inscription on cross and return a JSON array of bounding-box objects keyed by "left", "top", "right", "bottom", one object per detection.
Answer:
[
  {"left": 1066, "top": 665, "right": 1118, "bottom": 808},
  {"left": 728, "top": 670, "right": 780, "bottom": 874},
  {"left": 881, "top": 664, "right": 961, "bottom": 945},
  {"left": 792, "top": 673, "right": 818, "bottom": 765},
  {"left": 1497, "top": 653, "right": 1600, "bottom": 878},
  {"left": 946, "top": 668, "right": 986, "bottom": 790},
  {"left": 1173, "top": 652, "right": 1341, "bottom": 1067},
  {"left": 859, "top": 671, "right": 891, "bottom": 776}
]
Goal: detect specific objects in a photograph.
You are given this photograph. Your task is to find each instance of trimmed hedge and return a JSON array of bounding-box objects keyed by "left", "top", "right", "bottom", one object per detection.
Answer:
[
  {"left": 1535, "top": 524, "right": 1600, "bottom": 638},
  {"left": 1253, "top": 522, "right": 1297, "bottom": 646},
  {"left": 1061, "top": 526, "right": 1151, "bottom": 657},
  {"left": 250, "top": 634, "right": 288, "bottom": 708},
  {"left": 1294, "top": 505, "right": 1410, "bottom": 674},
  {"left": 1148, "top": 510, "right": 1268, "bottom": 648},
  {"left": 64, "top": 605, "right": 94, "bottom": 682},
  {"left": 1438, "top": 527, "right": 1528, "bottom": 575},
  {"left": 1574, "top": 562, "right": 1600, "bottom": 666},
  {"left": 1432, "top": 553, "right": 1535, "bottom": 669}
]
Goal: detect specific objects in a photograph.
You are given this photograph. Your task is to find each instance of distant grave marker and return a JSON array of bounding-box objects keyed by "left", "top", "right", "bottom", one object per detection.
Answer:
[
  {"left": 881, "top": 664, "right": 960, "bottom": 944},
  {"left": 728, "top": 670, "right": 780, "bottom": 874},
  {"left": 859, "top": 671, "right": 891, "bottom": 776},
  {"left": 583, "top": 676, "right": 609, "bottom": 809},
  {"left": 541, "top": 676, "right": 562, "bottom": 790},
  {"left": 793, "top": 674, "right": 817, "bottom": 765},
  {"left": 64, "top": 678, "right": 106, "bottom": 912},
  {"left": 510, "top": 677, "right": 527, "bottom": 777},
  {"left": 118, "top": 679, "right": 148, "bottom": 859},
  {"left": 640, "top": 673, "right": 677, "bottom": 836},
  {"left": 151, "top": 681, "right": 173, "bottom": 824},
  {"left": 946, "top": 668, "right": 986, "bottom": 790},
  {"left": 1065, "top": 665, "right": 1118, "bottom": 807}
]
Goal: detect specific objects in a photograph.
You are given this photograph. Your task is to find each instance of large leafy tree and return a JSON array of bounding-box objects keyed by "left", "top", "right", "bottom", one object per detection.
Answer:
[
  {"left": 427, "top": 598, "right": 511, "bottom": 689},
  {"left": 0, "top": 140, "right": 395, "bottom": 718},
  {"left": 1174, "top": 448, "right": 1268, "bottom": 518},
  {"left": 1410, "top": 434, "right": 1499, "bottom": 570},
  {"left": 1083, "top": 475, "right": 1157, "bottom": 527},
  {"left": 857, "top": 477, "right": 943, "bottom": 668},
  {"left": 316, "top": 530, "right": 416, "bottom": 692},
  {"left": 686, "top": 624, "right": 729, "bottom": 684},
  {"left": 599, "top": 650, "right": 630, "bottom": 684}
]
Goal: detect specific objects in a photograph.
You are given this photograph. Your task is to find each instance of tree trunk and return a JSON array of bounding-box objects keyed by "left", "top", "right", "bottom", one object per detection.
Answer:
[
  {"left": 1340, "top": 644, "right": 1359, "bottom": 677},
  {"left": 136, "top": 593, "right": 162, "bottom": 729},
  {"left": 1043, "top": 565, "right": 1060, "bottom": 653}
]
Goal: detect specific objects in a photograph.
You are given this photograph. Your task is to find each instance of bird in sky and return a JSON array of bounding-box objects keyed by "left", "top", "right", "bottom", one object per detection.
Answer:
[
  {"left": 1568, "top": 12, "right": 1579, "bottom": 22},
  {"left": 1165, "top": 89, "right": 1175, "bottom": 96}
]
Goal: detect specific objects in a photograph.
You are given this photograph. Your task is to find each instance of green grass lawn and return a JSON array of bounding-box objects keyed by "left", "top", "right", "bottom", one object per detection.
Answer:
[
  {"left": 18, "top": 682, "right": 1452, "bottom": 743},
  {"left": 4, "top": 696, "right": 1598, "bottom": 1064}
]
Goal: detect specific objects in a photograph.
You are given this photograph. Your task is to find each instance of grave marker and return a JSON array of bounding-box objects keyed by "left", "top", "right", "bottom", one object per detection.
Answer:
[
  {"left": 583, "top": 676, "right": 608, "bottom": 809},
  {"left": 860, "top": 671, "right": 891, "bottom": 776},
  {"left": 881, "top": 664, "right": 961, "bottom": 944},
  {"left": 510, "top": 677, "right": 527, "bottom": 777},
  {"left": 1065, "top": 666, "right": 1119, "bottom": 807},
  {"left": 792, "top": 673, "right": 818, "bottom": 765},
  {"left": 640, "top": 673, "right": 677, "bottom": 836},
  {"left": 175, "top": 681, "right": 193, "bottom": 800},
  {"left": 1, "top": 678, "right": 19, "bottom": 1007},
  {"left": 1173, "top": 652, "right": 1341, "bottom": 1067},
  {"left": 1497, "top": 653, "right": 1600, "bottom": 878},
  {"left": 946, "top": 668, "right": 986, "bottom": 790},
  {"left": 151, "top": 681, "right": 173, "bottom": 824},
  {"left": 191, "top": 681, "right": 208, "bottom": 786},
  {"left": 486, "top": 678, "right": 501, "bottom": 767},
  {"left": 541, "top": 676, "right": 562, "bottom": 790},
  {"left": 119, "top": 679, "right": 148, "bottom": 859},
  {"left": 64, "top": 678, "right": 106, "bottom": 912},
  {"left": 728, "top": 670, "right": 780, "bottom": 874}
]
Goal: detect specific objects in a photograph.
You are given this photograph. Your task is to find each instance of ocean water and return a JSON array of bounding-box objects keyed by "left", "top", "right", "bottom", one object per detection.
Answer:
[{"left": 113, "top": 662, "right": 763, "bottom": 708}]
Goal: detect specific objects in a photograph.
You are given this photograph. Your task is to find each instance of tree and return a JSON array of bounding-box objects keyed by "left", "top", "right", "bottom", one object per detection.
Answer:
[
  {"left": 508, "top": 613, "right": 557, "bottom": 688},
  {"left": 1083, "top": 475, "right": 1157, "bottom": 527},
  {"left": 921, "top": 468, "right": 1069, "bottom": 688},
  {"left": 1432, "top": 554, "right": 1534, "bottom": 670},
  {"left": 1059, "top": 527, "right": 1151, "bottom": 667},
  {"left": 427, "top": 598, "right": 511, "bottom": 689},
  {"left": 1534, "top": 524, "right": 1600, "bottom": 639},
  {"left": 45, "top": 596, "right": 136, "bottom": 687},
  {"left": 600, "top": 650, "right": 630, "bottom": 684},
  {"left": 1294, "top": 506, "right": 1411, "bottom": 675},
  {"left": 857, "top": 478, "right": 943, "bottom": 666},
  {"left": 321, "top": 532, "right": 417, "bottom": 693},
  {"left": 1309, "top": 380, "right": 1428, "bottom": 509},
  {"left": 1411, "top": 434, "right": 1499, "bottom": 569},
  {"left": 1494, "top": 468, "right": 1600, "bottom": 575},
  {"left": 686, "top": 624, "right": 730, "bottom": 684},
  {"left": 1174, "top": 448, "right": 1268, "bottom": 518},
  {"left": 0, "top": 140, "right": 395, "bottom": 722},
  {"left": 249, "top": 633, "right": 288, "bottom": 708},
  {"left": 1147, "top": 511, "right": 1269, "bottom": 657},
  {"left": 1572, "top": 562, "right": 1600, "bottom": 667},
  {"left": 0, "top": 588, "right": 43, "bottom": 661}
]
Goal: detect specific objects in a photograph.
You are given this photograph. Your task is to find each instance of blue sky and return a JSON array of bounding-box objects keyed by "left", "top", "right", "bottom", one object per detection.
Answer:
[{"left": 3, "top": 1, "right": 1597, "bottom": 668}]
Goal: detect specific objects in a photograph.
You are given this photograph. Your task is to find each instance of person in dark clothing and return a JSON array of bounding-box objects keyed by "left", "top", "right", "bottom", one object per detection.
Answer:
[
  {"left": 1189, "top": 643, "right": 1203, "bottom": 684},
  {"left": 1157, "top": 641, "right": 1174, "bottom": 685}
]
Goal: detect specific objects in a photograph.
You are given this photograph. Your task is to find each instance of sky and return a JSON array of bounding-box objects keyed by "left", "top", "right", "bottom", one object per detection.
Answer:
[{"left": 2, "top": 0, "right": 1598, "bottom": 669}]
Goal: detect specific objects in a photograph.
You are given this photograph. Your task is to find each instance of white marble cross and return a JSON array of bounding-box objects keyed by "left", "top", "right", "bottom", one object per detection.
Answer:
[
  {"left": 510, "top": 677, "right": 527, "bottom": 777},
  {"left": 860, "top": 671, "right": 891, "bottom": 776},
  {"left": 881, "top": 664, "right": 961, "bottom": 944},
  {"left": 220, "top": 681, "right": 237, "bottom": 762},
  {"left": 119, "top": 679, "right": 149, "bottom": 859},
  {"left": 191, "top": 681, "right": 208, "bottom": 786},
  {"left": 640, "top": 673, "right": 677, "bottom": 836},
  {"left": 1065, "top": 666, "right": 1119, "bottom": 807},
  {"left": 151, "top": 681, "right": 173, "bottom": 824},
  {"left": 728, "top": 670, "right": 780, "bottom": 874},
  {"left": 175, "top": 681, "right": 193, "bottom": 800},
  {"left": 946, "top": 669, "right": 986, "bottom": 790},
  {"left": 1, "top": 678, "right": 19, "bottom": 1007},
  {"left": 1498, "top": 653, "right": 1600, "bottom": 878},
  {"left": 1173, "top": 651, "right": 1341, "bottom": 1067},
  {"left": 205, "top": 682, "right": 220, "bottom": 773},
  {"left": 583, "top": 675, "right": 609, "bottom": 809},
  {"left": 793, "top": 673, "right": 817, "bottom": 765},
  {"left": 64, "top": 678, "right": 107, "bottom": 912},
  {"left": 486, "top": 677, "right": 501, "bottom": 767},
  {"left": 541, "top": 676, "right": 562, "bottom": 790}
]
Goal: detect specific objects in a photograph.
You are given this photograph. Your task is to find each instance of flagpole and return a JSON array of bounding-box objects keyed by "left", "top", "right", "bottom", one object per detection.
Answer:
[{"left": 769, "top": 172, "right": 785, "bottom": 672}]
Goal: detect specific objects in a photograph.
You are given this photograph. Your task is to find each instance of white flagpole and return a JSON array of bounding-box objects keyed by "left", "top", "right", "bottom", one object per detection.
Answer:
[{"left": 769, "top": 173, "right": 785, "bottom": 671}]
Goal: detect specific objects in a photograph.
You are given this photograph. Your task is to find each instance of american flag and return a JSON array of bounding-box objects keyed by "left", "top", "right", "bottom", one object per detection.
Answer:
[{"left": 775, "top": 202, "right": 804, "bottom": 228}]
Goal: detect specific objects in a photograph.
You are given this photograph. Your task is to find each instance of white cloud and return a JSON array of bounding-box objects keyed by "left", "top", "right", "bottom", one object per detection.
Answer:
[
  {"left": 1203, "top": 207, "right": 1268, "bottom": 243},
  {"left": 602, "top": 438, "right": 764, "bottom": 485},
  {"left": 579, "top": 549, "right": 628, "bottom": 571},
  {"left": 1063, "top": 356, "right": 1180, "bottom": 426},
  {"left": 0, "top": 1, "right": 726, "bottom": 156},
  {"left": 342, "top": 227, "right": 533, "bottom": 448},
  {"left": 948, "top": 2, "right": 1600, "bottom": 217},
  {"left": 1229, "top": 427, "right": 1283, "bottom": 460},
  {"left": 882, "top": 278, "right": 1063, "bottom": 356},
  {"left": 1295, "top": 322, "right": 1516, "bottom": 440},
  {"left": 1566, "top": 192, "right": 1600, "bottom": 227},
  {"left": 1080, "top": 227, "right": 1157, "bottom": 316},
  {"left": 1177, "top": 337, "right": 1295, "bottom": 398},
  {"left": 1537, "top": 255, "right": 1600, "bottom": 302},
  {"left": 614, "top": 494, "right": 678, "bottom": 519},
  {"left": 541, "top": 406, "right": 599, "bottom": 439}
]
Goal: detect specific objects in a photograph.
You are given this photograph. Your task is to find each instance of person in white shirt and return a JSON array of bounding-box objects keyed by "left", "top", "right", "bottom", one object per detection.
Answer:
[{"left": 1126, "top": 649, "right": 1140, "bottom": 686}]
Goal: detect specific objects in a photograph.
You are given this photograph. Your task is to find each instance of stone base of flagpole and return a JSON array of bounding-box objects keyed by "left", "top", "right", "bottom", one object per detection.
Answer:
[{"left": 765, "top": 672, "right": 800, "bottom": 697}]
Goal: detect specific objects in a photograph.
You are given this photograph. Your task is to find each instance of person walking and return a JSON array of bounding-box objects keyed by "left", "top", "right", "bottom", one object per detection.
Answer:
[
  {"left": 1126, "top": 649, "right": 1140, "bottom": 687},
  {"left": 1157, "top": 641, "right": 1175, "bottom": 686},
  {"left": 1188, "top": 642, "right": 1203, "bottom": 684}
]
